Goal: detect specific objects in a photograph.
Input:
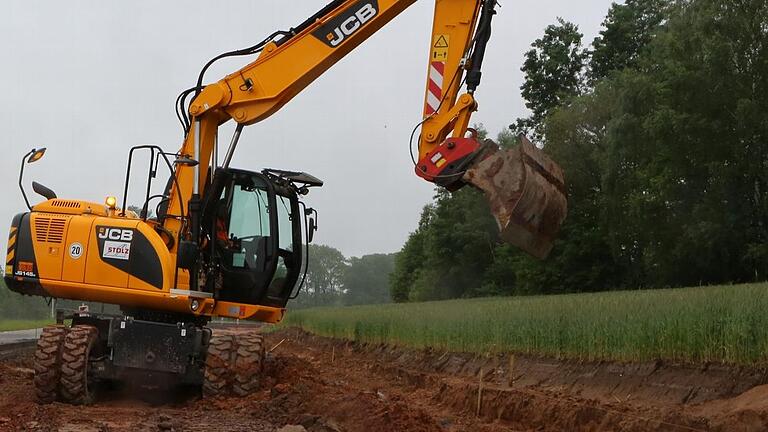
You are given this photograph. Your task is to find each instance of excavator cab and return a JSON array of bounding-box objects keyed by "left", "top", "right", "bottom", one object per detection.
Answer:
[{"left": 201, "top": 167, "right": 321, "bottom": 309}]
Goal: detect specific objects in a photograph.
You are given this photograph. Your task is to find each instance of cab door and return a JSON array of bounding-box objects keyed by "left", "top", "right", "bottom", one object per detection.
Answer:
[{"left": 204, "top": 169, "right": 279, "bottom": 305}]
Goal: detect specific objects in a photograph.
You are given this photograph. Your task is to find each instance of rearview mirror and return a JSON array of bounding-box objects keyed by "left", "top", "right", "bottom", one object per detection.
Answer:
[
  {"left": 308, "top": 217, "right": 316, "bottom": 244},
  {"left": 27, "top": 148, "right": 47, "bottom": 164}
]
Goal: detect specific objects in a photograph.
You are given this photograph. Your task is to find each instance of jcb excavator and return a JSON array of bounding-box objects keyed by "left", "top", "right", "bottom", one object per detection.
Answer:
[{"left": 5, "top": 0, "right": 566, "bottom": 404}]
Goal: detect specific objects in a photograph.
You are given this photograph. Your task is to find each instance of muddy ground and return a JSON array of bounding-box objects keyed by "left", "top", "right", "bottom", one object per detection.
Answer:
[{"left": 1, "top": 328, "right": 768, "bottom": 431}]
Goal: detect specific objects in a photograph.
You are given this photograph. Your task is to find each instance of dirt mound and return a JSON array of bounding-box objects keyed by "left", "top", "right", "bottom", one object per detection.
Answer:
[{"left": 691, "top": 384, "right": 768, "bottom": 431}]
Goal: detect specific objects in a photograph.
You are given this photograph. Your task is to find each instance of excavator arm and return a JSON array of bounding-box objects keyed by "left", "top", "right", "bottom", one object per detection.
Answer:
[{"left": 167, "top": 0, "right": 567, "bottom": 259}]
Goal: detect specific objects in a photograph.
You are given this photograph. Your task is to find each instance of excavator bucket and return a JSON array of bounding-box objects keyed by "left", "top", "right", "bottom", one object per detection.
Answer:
[{"left": 463, "top": 135, "right": 567, "bottom": 259}]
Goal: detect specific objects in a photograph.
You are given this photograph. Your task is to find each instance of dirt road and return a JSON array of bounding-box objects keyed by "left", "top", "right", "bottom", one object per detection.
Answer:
[{"left": 0, "top": 328, "right": 767, "bottom": 431}]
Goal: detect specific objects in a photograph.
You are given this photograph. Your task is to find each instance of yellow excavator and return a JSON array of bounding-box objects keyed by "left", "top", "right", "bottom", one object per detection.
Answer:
[{"left": 5, "top": 0, "right": 566, "bottom": 404}]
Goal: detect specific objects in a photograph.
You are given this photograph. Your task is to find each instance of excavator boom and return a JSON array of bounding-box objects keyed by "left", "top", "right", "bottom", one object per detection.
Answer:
[{"left": 166, "top": 0, "right": 566, "bottom": 259}]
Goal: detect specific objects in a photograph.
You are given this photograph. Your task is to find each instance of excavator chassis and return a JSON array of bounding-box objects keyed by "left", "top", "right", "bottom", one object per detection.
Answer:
[{"left": 33, "top": 308, "right": 265, "bottom": 404}]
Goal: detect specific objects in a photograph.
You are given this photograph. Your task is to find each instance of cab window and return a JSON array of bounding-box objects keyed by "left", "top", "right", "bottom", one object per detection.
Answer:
[
  {"left": 229, "top": 184, "right": 270, "bottom": 240},
  {"left": 275, "top": 195, "right": 294, "bottom": 251},
  {"left": 267, "top": 193, "right": 300, "bottom": 298},
  {"left": 223, "top": 178, "right": 271, "bottom": 270}
]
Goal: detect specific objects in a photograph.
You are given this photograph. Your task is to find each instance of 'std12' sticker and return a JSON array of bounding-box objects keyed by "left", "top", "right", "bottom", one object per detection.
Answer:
[
  {"left": 96, "top": 226, "right": 134, "bottom": 261},
  {"left": 103, "top": 241, "right": 131, "bottom": 261}
]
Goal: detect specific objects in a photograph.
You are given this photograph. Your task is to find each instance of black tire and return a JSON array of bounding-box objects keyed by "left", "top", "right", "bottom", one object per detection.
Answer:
[
  {"left": 33, "top": 325, "right": 68, "bottom": 404},
  {"left": 59, "top": 325, "right": 98, "bottom": 405},
  {"left": 203, "top": 333, "right": 236, "bottom": 397},
  {"left": 232, "top": 333, "right": 265, "bottom": 396}
]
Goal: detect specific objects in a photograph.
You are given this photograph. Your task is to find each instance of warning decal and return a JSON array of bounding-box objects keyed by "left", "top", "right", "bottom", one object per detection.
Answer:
[
  {"left": 425, "top": 61, "right": 445, "bottom": 116},
  {"left": 431, "top": 34, "right": 449, "bottom": 62}
]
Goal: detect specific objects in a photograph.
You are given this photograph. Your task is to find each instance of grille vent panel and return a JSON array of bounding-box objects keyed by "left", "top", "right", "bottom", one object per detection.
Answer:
[
  {"left": 34, "top": 217, "right": 67, "bottom": 244},
  {"left": 51, "top": 200, "right": 82, "bottom": 209}
]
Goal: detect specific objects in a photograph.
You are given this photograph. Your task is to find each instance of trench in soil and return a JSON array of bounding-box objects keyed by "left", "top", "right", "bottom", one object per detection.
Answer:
[{"left": 1, "top": 327, "right": 768, "bottom": 431}]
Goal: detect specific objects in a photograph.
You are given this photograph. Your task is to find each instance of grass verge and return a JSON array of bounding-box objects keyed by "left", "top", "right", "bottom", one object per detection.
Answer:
[
  {"left": 283, "top": 283, "right": 768, "bottom": 365},
  {"left": 0, "top": 319, "right": 53, "bottom": 332}
]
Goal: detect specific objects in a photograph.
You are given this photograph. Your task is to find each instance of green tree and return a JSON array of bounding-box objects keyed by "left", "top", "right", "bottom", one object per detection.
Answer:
[
  {"left": 520, "top": 83, "right": 621, "bottom": 293},
  {"left": 343, "top": 253, "right": 396, "bottom": 305},
  {"left": 603, "top": 0, "right": 768, "bottom": 285},
  {"left": 0, "top": 277, "right": 51, "bottom": 320},
  {"left": 390, "top": 188, "right": 500, "bottom": 302},
  {"left": 422, "top": 187, "right": 498, "bottom": 299},
  {"left": 390, "top": 205, "right": 432, "bottom": 302},
  {"left": 514, "top": 18, "right": 588, "bottom": 140},
  {"left": 293, "top": 244, "right": 347, "bottom": 308},
  {"left": 589, "top": 0, "right": 669, "bottom": 82}
]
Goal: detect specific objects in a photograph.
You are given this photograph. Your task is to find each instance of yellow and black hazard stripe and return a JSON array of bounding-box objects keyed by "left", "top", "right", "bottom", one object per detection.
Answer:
[{"left": 6, "top": 226, "right": 17, "bottom": 275}]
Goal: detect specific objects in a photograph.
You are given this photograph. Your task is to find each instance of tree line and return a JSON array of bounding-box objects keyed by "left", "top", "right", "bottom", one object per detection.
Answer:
[
  {"left": 290, "top": 244, "right": 396, "bottom": 308},
  {"left": 392, "top": 0, "right": 768, "bottom": 301},
  {"left": 0, "top": 278, "right": 50, "bottom": 320}
]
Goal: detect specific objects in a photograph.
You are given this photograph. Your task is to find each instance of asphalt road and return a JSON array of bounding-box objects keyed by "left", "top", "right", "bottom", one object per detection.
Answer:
[
  {"left": 0, "top": 328, "right": 41, "bottom": 345},
  {"left": 0, "top": 323, "right": 260, "bottom": 346}
]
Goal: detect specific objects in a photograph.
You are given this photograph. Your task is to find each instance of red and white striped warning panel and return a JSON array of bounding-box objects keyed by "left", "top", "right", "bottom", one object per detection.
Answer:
[{"left": 425, "top": 61, "right": 445, "bottom": 116}]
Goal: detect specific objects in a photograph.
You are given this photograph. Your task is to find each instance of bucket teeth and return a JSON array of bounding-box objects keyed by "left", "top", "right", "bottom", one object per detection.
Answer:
[{"left": 463, "top": 136, "right": 567, "bottom": 259}]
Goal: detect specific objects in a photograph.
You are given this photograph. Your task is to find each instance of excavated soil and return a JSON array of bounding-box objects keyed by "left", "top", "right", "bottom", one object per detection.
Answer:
[{"left": 1, "top": 327, "right": 768, "bottom": 431}]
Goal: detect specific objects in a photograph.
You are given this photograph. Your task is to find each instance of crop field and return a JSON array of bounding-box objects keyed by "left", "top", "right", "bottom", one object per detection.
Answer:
[{"left": 283, "top": 283, "right": 768, "bottom": 365}]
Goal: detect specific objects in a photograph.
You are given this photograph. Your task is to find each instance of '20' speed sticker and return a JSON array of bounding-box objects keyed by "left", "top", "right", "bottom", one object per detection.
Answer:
[{"left": 69, "top": 242, "right": 83, "bottom": 259}]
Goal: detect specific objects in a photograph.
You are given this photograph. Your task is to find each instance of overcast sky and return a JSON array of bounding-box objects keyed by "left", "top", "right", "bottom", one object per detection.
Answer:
[{"left": 0, "top": 0, "right": 616, "bottom": 258}]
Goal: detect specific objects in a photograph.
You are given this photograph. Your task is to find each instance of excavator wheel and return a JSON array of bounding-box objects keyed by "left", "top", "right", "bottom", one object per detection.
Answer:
[
  {"left": 59, "top": 325, "right": 99, "bottom": 405},
  {"left": 203, "top": 333, "right": 236, "bottom": 397},
  {"left": 33, "top": 325, "right": 69, "bottom": 404},
  {"left": 232, "top": 333, "right": 265, "bottom": 396}
]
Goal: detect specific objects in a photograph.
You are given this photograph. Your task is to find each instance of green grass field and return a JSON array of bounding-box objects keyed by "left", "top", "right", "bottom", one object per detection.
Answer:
[
  {"left": 0, "top": 319, "right": 53, "bottom": 332},
  {"left": 283, "top": 283, "right": 768, "bottom": 365}
]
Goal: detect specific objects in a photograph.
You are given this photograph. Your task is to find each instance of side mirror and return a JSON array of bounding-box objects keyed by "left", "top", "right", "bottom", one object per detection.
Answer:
[
  {"left": 308, "top": 217, "right": 317, "bottom": 243},
  {"left": 27, "top": 148, "right": 47, "bottom": 164}
]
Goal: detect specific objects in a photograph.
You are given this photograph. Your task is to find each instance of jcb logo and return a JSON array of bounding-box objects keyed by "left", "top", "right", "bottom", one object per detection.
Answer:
[
  {"left": 98, "top": 227, "right": 133, "bottom": 242},
  {"left": 313, "top": 1, "right": 378, "bottom": 48}
]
